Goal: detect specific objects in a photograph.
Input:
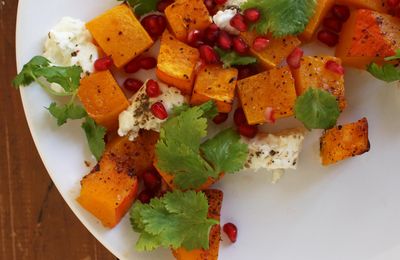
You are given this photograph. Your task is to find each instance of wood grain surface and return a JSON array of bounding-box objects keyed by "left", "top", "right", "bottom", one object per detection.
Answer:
[{"left": 0, "top": 1, "right": 116, "bottom": 259}]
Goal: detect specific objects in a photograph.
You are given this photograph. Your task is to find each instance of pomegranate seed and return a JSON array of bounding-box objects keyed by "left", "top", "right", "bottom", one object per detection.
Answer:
[
  {"left": 124, "top": 78, "right": 144, "bottom": 92},
  {"left": 332, "top": 5, "right": 350, "bottom": 22},
  {"left": 234, "top": 108, "right": 247, "bottom": 126},
  {"left": 323, "top": 17, "right": 342, "bottom": 33},
  {"left": 204, "top": 0, "right": 217, "bottom": 15},
  {"left": 94, "top": 56, "right": 113, "bottom": 71},
  {"left": 187, "top": 30, "right": 205, "bottom": 47},
  {"left": 217, "top": 31, "right": 233, "bottom": 50},
  {"left": 204, "top": 24, "right": 220, "bottom": 45},
  {"left": 138, "top": 190, "right": 154, "bottom": 204},
  {"left": 223, "top": 223, "right": 238, "bottom": 243},
  {"left": 243, "top": 8, "right": 261, "bottom": 23},
  {"left": 151, "top": 102, "right": 168, "bottom": 120},
  {"left": 388, "top": 0, "right": 400, "bottom": 8},
  {"left": 139, "top": 57, "right": 157, "bottom": 70},
  {"left": 252, "top": 36, "right": 270, "bottom": 51},
  {"left": 124, "top": 57, "right": 141, "bottom": 73},
  {"left": 325, "top": 60, "right": 345, "bottom": 75},
  {"left": 286, "top": 47, "right": 304, "bottom": 69},
  {"left": 264, "top": 107, "right": 276, "bottom": 124},
  {"left": 146, "top": 80, "right": 161, "bottom": 97},
  {"left": 143, "top": 171, "right": 161, "bottom": 191},
  {"left": 317, "top": 30, "right": 339, "bottom": 47},
  {"left": 156, "top": 0, "right": 174, "bottom": 12},
  {"left": 232, "top": 36, "right": 249, "bottom": 54},
  {"left": 199, "top": 45, "right": 220, "bottom": 64},
  {"left": 214, "top": 0, "right": 227, "bottom": 4},
  {"left": 213, "top": 113, "right": 229, "bottom": 124},
  {"left": 141, "top": 15, "right": 167, "bottom": 37},
  {"left": 239, "top": 123, "right": 258, "bottom": 138},
  {"left": 230, "top": 13, "right": 248, "bottom": 32}
]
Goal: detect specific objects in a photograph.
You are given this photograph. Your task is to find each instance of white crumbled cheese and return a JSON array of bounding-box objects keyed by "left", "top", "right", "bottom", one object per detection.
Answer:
[
  {"left": 43, "top": 17, "right": 98, "bottom": 74},
  {"left": 118, "top": 82, "right": 186, "bottom": 141},
  {"left": 225, "top": 0, "right": 247, "bottom": 7},
  {"left": 213, "top": 9, "right": 240, "bottom": 35}
]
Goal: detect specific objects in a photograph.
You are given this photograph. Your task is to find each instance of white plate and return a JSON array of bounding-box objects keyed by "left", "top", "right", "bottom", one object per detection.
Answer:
[{"left": 16, "top": 1, "right": 400, "bottom": 259}]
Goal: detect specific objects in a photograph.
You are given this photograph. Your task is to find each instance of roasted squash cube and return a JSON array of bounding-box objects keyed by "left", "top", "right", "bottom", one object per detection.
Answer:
[
  {"left": 78, "top": 70, "right": 129, "bottom": 131},
  {"left": 241, "top": 32, "right": 301, "bottom": 69},
  {"left": 172, "top": 190, "right": 223, "bottom": 260},
  {"left": 191, "top": 65, "right": 238, "bottom": 113},
  {"left": 165, "top": 0, "right": 212, "bottom": 42},
  {"left": 300, "top": 0, "right": 335, "bottom": 41},
  {"left": 336, "top": 0, "right": 390, "bottom": 13},
  {"left": 237, "top": 67, "right": 297, "bottom": 125},
  {"left": 157, "top": 30, "right": 200, "bottom": 94},
  {"left": 320, "top": 118, "right": 370, "bottom": 165},
  {"left": 86, "top": 4, "right": 154, "bottom": 68},
  {"left": 336, "top": 9, "right": 400, "bottom": 68},
  {"left": 292, "top": 56, "right": 346, "bottom": 111}
]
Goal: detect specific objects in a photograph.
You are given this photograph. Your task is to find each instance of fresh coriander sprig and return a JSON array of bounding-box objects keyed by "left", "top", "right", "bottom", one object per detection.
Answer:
[
  {"left": 117, "top": 0, "right": 159, "bottom": 16},
  {"left": 215, "top": 47, "right": 257, "bottom": 68},
  {"left": 367, "top": 50, "right": 400, "bottom": 83}
]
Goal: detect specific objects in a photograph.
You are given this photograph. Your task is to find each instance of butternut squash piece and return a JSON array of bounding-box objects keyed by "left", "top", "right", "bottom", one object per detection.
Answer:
[
  {"left": 241, "top": 31, "right": 301, "bottom": 69},
  {"left": 336, "top": 9, "right": 400, "bottom": 69},
  {"left": 78, "top": 70, "right": 129, "bottom": 131},
  {"left": 292, "top": 56, "right": 346, "bottom": 111},
  {"left": 172, "top": 189, "right": 223, "bottom": 260},
  {"left": 336, "top": 0, "right": 390, "bottom": 13},
  {"left": 191, "top": 65, "right": 238, "bottom": 113},
  {"left": 300, "top": 0, "right": 335, "bottom": 41},
  {"left": 320, "top": 118, "right": 370, "bottom": 165},
  {"left": 157, "top": 30, "right": 200, "bottom": 94},
  {"left": 237, "top": 67, "right": 297, "bottom": 125},
  {"left": 165, "top": 0, "right": 212, "bottom": 42},
  {"left": 86, "top": 4, "right": 154, "bottom": 68}
]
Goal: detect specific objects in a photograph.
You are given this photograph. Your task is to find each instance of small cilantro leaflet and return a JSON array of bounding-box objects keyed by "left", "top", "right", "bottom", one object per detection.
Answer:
[
  {"left": 118, "top": 0, "right": 159, "bottom": 16},
  {"left": 367, "top": 50, "right": 400, "bottom": 83},
  {"left": 81, "top": 117, "right": 106, "bottom": 161},
  {"left": 384, "top": 50, "right": 400, "bottom": 62},
  {"left": 13, "top": 56, "right": 51, "bottom": 87},
  {"left": 47, "top": 102, "right": 87, "bottom": 126},
  {"left": 294, "top": 88, "right": 340, "bottom": 130},
  {"left": 215, "top": 47, "right": 257, "bottom": 68}
]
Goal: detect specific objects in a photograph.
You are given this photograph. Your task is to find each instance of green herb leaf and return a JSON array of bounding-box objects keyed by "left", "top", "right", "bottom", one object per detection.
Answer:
[
  {"left": 367, "top": 63, "right": 400, "bottom": 83},
  {"left": 384, "top": 50, "right": 400, "bottom": 61},
  {"left": 241, "top": 0, "right": 317, "bottom": 37},
  {"left": 35, "top": 65, "right": 83, "bottom": 93},
  {"left": 130, "top": 190, "right": 218, "bottom": 251},
  {"left": 47, "top": 102, "right": 87, "bottom": 126},
  {"left": 13, "top": 56, "right": 51, "bottom": 87},
  {"left": 294, "top": 88, "right": 340, "bottom": 130},
  {"left": 81, "top": 117, "right": 106, "bottom": 161},
  {"left": 215, "top": 47, "right": 257, "bottom": 68},
  {"left": 119, "top": 0, "right": 159, "bottom": 16}
]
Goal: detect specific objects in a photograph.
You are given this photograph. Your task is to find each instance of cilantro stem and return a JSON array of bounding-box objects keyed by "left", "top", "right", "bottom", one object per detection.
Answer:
[{"left": 32, "top": 73, "right": 73, "bottom": 97}]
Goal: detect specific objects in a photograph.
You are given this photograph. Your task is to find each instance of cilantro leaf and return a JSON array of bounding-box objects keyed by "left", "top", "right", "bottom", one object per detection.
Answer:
[
  {"left": 35, "top": 65, "right": 83, "bottom": 93},
  {"left": 171, "top": 101, "right": 218, "bottom": 119},
  {"left": 81, "top": 117, "right": 106, "bottom": 161},
  {"left": 47, "top": 102, "right": 87, "bottom": 126},
  {"left": 367, "top": 63, "right": 400, "bottom": 83},
  {"left": 384, "top": 50, "right": 400, "bottom": 61},
  {"left": 119, "top": 0, "right": 159, "bottom": 16},
  {"left": 294, "top": 88, "right": 340, "bottom": 130},
  {"left": 215, "top": 47, "right": 257, "bottom": 68},
  {"left": 201, "top": 128, "right": 248, "bottom": 174},
  {"left": 241, "top": 0, "right": 317, "bottom": 37},
  {"left": 13, "top": 56, "right": 51, "bottom": 87},
  {"left": 130, "top": 190, "right": 218, "bottom": 251}
]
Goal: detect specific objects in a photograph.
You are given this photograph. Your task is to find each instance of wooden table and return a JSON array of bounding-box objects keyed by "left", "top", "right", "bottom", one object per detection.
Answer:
[{"left": 0, "top": 1, "right": 116, "bottom": 259}]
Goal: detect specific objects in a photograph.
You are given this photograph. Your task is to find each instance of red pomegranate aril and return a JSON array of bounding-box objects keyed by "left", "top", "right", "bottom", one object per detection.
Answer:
[
  {"left": 214, "top": 0, "right": 227, "bottom": 4},
  {"left": 156, "top": 0, "right": 174, "bottom": 12},
  {"left": 199, "top": 45, "right": 220, "bottom": 64},
  {"left": 124, "top": 78, "right": 144, "bottom": 92},
  {"left": 146, "top": 80, "right": 161, "bottom": 97},
  {"left": 213, "top": 113, "right": 229, "bottom": 124},
  {"left": 234, "top": 108, "right": 247, "bottom": 126},
  {"left": 286, "top": 47, "right": 304, "bottom": 69},
  {"left": 243, "top": 8, "right": 261, "bottom": 23},
  {"left": 223, "top": 223, "right": 238, "bottom": 243},
  {"left": 325, "top": 60, "right": 345, "bottom": 75},
  {"left": 323, "top": 17, "right": 342, "bottom": 33},
  {"left": 141, "top": 15, "right": 167, "bottom": 37},
  {"left": 138, "top": 190, "right": 154, "bottom": 204},
  {"left": 124, "top": 58, "right": 141, "bottom": 73},
  {"left": 332, "top": 5, "right": 350, "bottom": 22},
  {"left": 217, "top": 31, "right": 233, "bottom": 50},
  {"left": 143, "top": 171, "right": 161, "bottom": 191},
  {"left": 264, "top": 107, "right": 276, "bottom": 124},
  {"left": 233, "top": 36, "right": 249, "bottom": 54},
  {"left": 388, "top": 0, "right": 400, "bottom": 8},
  {"left": 230, "top": 13, "right": 248, "bottom": 32},
  {"left": 151, "top": 102, "right": 168, "bottom": 120},
  {"left": 317, "top": 30, "right": 339, "bottom": 47},
  {"left": 239, "top": 123, "right": 258, "bottom": 138},
  {"left": 204, "top": 23, "right": 219, "bottom": 45},
  {"left": 94, "top": 56, "right": 113, "bottom": 71},
  {"left": 187, "top": 30, "right": 205, "bottom": 47},
  {"left": 139, "top": 57, "right": 157, "bottom": 70},
  {"left": 204, "top": 0, "right": 215, "bottom": 10},
  {"left": 253, "top": 36, "right": 270, "bottom": 51}
]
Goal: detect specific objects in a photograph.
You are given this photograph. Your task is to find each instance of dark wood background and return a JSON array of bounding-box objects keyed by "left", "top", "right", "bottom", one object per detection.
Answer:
[{"left": 0, "top": 1, "right": 116, "bottom": 259}]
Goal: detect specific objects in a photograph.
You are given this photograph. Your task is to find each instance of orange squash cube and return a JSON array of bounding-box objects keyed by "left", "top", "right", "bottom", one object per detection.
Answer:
[
  {"left": 336, "top": 0, "right": 390, "bottom": 13},
  {"left": 241, "top": 31, "right": 301, "bottom": 69},
  {"left": 320, "top": 118, "right": 370, "bottom": 165},
  {"left": 237, "top": 67, "right": 297, "bottom": 125},
  {"left": 165, "top": 0, "right": 212, "bottom": 42},
  {"left": 336, "top": 9, "right": 400, "bottom": 68},
  {"left": 300, "top": 0, "right": 335, "bottom": 41},
  {"left": 78, "top": 70, "right": 129, "bottom": 131},
  {"left": 191, "top": 65, "right": 238, "bottom": 113},
  {"left": 292, "top": 56, "right": 346, "bottom": 111},
  {"left": 157, "top": 30, "right": 200, "bottom": 94},
  {"left": 86, "top": 4, "right": 154, "bottom": 68}
]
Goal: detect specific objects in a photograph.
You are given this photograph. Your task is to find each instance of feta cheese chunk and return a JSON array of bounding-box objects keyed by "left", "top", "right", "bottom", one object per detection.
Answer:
[
  {"left": 118, "top": 82, "right": 186, "bottom": 141},
  {"left": 225, "top": 0, "right": 247, "bottom": 7},
  {"left": 213, "top": 9, "right": 240, "bottom": 35}
]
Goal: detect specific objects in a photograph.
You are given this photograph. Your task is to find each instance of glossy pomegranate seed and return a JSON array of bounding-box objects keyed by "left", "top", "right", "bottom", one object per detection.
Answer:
[
  {"left": 143, "top": 171, "right": 161, "bottom": 191},
  {"left": 124, "top": 78, "right": 144, "bottom": 92},
  {"left": 139, "top": 57, "right": 157, "bottom": 70},
  {"left": 317, "top": 30, "right": 339, "bottom": 47},
  {"left": 156, "top": 0, "right": 174, "bottom": 12},
  {"left": 199, "top": 45, "right": 220, "bottom": 64},
  {"left": 204, "top": 0, "right": 216, "bottom": 10},
  {"left": 223, "top": 223, "right": 238, "bottom": 243},
  {"left": 243, "top": 8, "right": 261, "bottom": 23},
  {"left": 204, "top": 23, "right": 220, "bottom": 45},
  {"left": 124, "top": 57, "right": 141, "bottom": 73},
  {"left": 388, "top": 0, "right": 400, "bottom": 8},
  {"left": 239, "top": 123, "right": 258, "bottom": 138},
  {"left": 94, "top": 56, "right": 113, "bottom": 71},
  {"left": 138, "top": 190, "right": 154, "bottom": 204},
  {"left": 141, "top": 15, "right": 167, "bottom": 37},
  {"left": 146, "top": 80, "right": 161, "bottom": 97},
  {"left": 217, "top": 31, "right": 233, "bottom": 50},
  {"left": 252, "top": 36, "right": 270, "bottom": 51},
  {"left": 232, "top": 36, "right": 249, "bottom": 54},
  {"left": 213, "top": 113, "right": 229, "bottom": 124},
  {"left": 234, "top": 107, "right": 247, "bottom": 126},
  {"left": 151, "top": 102, "right": 168, "bottom": 120},
  {"left": 286, "top": 47, "right": 304, "bottom": 69},
  {"left": 264, "top": 107, "right": 276, "bottom": 124},
  {"left": 332, "top": 5, "right": 350, "bottom": 22},
  {"left": 230, "top": 13, "right": 248, "bottom": 32},
  {"left": 214, "top": 0, "right": 227, "bottom": 4},
  {"left": 323, "top": 17, "right": 342, "bottom": 33},
  {"left": 325, "top": 60, "right": 345, "bottom": 75},
  {"left": 187, "top": 29, "right": 205, "bottom": 47}
]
